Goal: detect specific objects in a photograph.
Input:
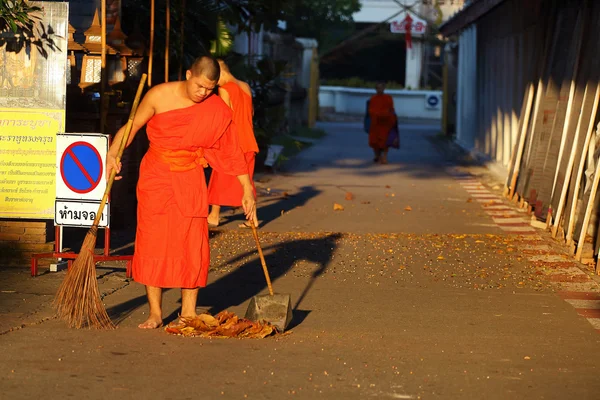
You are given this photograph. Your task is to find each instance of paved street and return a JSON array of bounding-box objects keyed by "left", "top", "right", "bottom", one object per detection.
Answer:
[{"left": 2, "top": 121, "right": 600, "bottom": 399}]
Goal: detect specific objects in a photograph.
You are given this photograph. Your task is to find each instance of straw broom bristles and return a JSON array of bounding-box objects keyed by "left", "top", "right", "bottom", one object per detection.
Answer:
[
  {"left": 53, "top": 227, "right": 114, "bottom": 329},
  {"left": 53, "top": 74, "right": 147, "bottom": 329}
]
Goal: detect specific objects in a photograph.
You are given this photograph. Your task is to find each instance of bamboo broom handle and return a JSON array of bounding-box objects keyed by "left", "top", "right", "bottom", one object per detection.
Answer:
[
  {"left": 92, "top": 74, "right": 148, "bottom": 227},
  {"left": 250, "top": 223, "right": 274, "bottom": 296}
]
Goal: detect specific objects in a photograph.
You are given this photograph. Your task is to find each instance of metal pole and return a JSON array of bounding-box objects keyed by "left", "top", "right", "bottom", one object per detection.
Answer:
[{"left": 100, "top": 1, "right": 107, "bottom": 133}]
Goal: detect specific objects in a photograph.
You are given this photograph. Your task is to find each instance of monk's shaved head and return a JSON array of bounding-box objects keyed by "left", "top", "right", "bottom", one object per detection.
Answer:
[{"left": 189, "top": 56, "right": 220, "bottom": 81}]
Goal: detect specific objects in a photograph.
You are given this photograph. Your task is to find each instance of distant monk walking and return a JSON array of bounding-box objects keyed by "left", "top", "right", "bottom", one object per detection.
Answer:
[
  {"left": 207, "top": 59, "right": 259, "bottom": 228},
  {"left": 106, "top": 56, "right": 256, "bottom": 329},
  {"left": 368, "top": 83, "right": 397, "bottom": 164}
]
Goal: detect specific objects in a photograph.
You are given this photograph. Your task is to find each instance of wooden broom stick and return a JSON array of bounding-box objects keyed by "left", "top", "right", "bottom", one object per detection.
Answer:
[
  {"left": 250, "top": 223, "right": 274, "bottom": 296},
  {"left": 566, "top": 82, "right": 600, "bottom": 246},
  {"left": 53, "top": 74, "right": 148, "bottom": 329},
  {"left": 100, "top": 73, "right": 148, "bottom": 214}
]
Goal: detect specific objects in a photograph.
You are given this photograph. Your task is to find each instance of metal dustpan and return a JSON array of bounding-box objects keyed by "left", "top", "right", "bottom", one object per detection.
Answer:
[{"left": 244, "top": 224, "right": 293, "bottom": 332}]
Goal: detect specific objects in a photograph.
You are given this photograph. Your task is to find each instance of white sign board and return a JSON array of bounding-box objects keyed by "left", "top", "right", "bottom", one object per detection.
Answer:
[
  {"left": 55, "top": 200, "right": 109, "bottom": 228},
  {"left": 390, "top": 13, "right": 428, "bottom": 35},
  {"left": 55, "top": 133, "right": 108, "bottom": 201}
]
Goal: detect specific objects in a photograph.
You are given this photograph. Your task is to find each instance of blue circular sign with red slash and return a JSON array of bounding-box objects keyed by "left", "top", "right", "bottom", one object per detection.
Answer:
[{"left": 60, "top": 141, "right": 103, "bottom": 194}]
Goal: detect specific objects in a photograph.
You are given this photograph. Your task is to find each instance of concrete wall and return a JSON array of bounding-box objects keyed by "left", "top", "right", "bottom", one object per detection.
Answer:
[{"left": 319, "top": 86, "right": 442, "bottom": 120}]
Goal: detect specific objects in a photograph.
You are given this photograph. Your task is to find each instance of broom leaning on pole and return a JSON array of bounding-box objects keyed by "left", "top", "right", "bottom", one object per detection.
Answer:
[{"left": 54, "top": 74, "right": 148, "bottom": 329}]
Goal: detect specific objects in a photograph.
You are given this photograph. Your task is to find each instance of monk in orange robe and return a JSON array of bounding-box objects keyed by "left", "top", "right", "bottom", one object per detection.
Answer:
[
  {"left": 207, "top": 59, "right": 259, "bottom": 228},
  {"left": 368, "top": 83, "right": 397, "bottom": 164},
  {"left": 106, "top": 56, "right": 256, "bottom": 329}
]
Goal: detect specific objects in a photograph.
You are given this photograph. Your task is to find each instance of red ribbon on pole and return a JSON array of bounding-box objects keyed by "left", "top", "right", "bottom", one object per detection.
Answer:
[{"left": 404, "top": 14, "right": 413, "bottom": 49}]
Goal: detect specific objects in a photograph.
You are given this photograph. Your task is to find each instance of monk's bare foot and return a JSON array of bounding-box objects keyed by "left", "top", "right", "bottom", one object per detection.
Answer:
[
  {"left": 138, "top": 315, "right": 163, "bottom": 329},
  {"left": 207, "top": 213, "right": 219, "bottom": 227},
  {"left": 238, "top": 221, "right": 259, "bottom": 229}
]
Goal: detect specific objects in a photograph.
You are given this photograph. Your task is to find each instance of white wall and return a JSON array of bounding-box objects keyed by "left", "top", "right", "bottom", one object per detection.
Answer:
[{"left": 319, "top": 86, "right": 442, "bottom": 121}]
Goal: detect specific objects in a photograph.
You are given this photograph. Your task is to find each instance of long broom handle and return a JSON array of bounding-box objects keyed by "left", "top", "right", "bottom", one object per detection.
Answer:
[
  {"left": 250, "top": 223, "right": 274, "bottom": 296},
  {"left": 92, "top": 74, "right": 148, "bottom": 227}
]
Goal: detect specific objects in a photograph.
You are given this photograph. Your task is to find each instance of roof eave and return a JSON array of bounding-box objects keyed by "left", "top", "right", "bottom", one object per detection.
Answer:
[{"left": 439, "top": 0, "right": 508, "bottom": 37}]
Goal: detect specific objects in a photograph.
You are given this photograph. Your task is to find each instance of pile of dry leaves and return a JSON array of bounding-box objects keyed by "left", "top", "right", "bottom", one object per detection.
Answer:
[{"left": 165, "top": 311, "right": 277, "bottom": 338}]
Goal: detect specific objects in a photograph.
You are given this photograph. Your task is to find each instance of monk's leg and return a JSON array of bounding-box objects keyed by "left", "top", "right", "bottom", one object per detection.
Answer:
[
  {"left": 208, "top": 205, "right": 221, "bottom": 226},
  {"left": 380, "top": 149, "right": 389, "bottom": 164},
  {"left": 181, "top": 288, "right": 199, "bottom": 319},
  {"left": 138, "top": 285, "right": 163, "bottom": 329},
  {"left": 373, "top": 149, "right": 381, "bottom": 162}
]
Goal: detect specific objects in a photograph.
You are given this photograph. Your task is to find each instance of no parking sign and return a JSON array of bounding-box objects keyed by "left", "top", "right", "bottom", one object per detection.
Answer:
[{"left": 55, "top": 134, "right": 109, "bottom": 227}]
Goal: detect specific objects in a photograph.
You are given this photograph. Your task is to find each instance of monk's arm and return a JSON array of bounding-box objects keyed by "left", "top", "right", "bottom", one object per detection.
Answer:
[
  {"left": 106, "top": 90, "right": 156, "bottom": 180},
  {"left": 237, "top": 174, "right": 257, "bottom": 225},
  {"left": 219, "top": 88, "right": 232, "bottom": 109}
]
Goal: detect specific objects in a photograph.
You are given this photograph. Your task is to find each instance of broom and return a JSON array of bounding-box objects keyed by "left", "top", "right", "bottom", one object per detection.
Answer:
[{"left": 54, "top": 74, "right": 147, "bottom": 329}]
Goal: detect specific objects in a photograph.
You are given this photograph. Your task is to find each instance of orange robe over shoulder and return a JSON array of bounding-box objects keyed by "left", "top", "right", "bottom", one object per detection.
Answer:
[
  {"left": 368, "top": 94, "right": 396, "bottom": 150},
  {"left": 208, "top": 81, "right": 258, "bottom": 207},
  {"left": 132, "top": 95, "right": 247, "bottom": 289}
]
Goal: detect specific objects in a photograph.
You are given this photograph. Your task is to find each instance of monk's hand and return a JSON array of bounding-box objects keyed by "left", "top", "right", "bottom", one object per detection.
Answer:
[
  {"left": 106, "top": 153, "right": 122, "bottom": 181},
  {"left": 241, "top": 188, "right": 258, "bottom": 227}
]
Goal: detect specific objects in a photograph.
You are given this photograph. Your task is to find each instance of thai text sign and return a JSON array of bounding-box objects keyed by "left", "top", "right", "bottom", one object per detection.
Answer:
[
  {"left": 0, "top": 1, "right": 69, "bottom": 219},
  {"left": 390, "top": 13, "right": 428, "bottom": 35},
  {"left": 55, "top": 200, "right": 109, "bottom": 228},
  {"left": 0, "top": 109, "right": 65, "bottom": 218}
]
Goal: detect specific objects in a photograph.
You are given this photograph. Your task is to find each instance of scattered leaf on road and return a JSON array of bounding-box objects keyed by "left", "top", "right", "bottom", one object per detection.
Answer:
[
  {"left": 334, "top": 203, "right": 345, "bottom": 211},
  {"left": 405, "top": 206, "right": 412, "bottom": 211},
  {"left": 345, "top": 192, "right": 354, "bottom": 200}
]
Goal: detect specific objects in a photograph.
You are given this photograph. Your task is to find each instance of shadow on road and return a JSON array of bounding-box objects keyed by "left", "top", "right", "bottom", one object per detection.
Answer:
[
  {"left": 162, "top": 232, "right": 342, "bottom": 329},
  {"left": 212, "top": 185, "right": 321, "bottom": 228}
]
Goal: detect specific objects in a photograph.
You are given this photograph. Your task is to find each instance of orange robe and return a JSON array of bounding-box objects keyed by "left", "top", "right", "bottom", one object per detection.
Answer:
[
  {"left": 132, "top": 95, "right": 247, "bottom": 288},
  {"left": 208, "top": 81, "right": 259, "bottom": 207},
  {"left": 368, "top": 94, "right": 397, "bottom": 150}
]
